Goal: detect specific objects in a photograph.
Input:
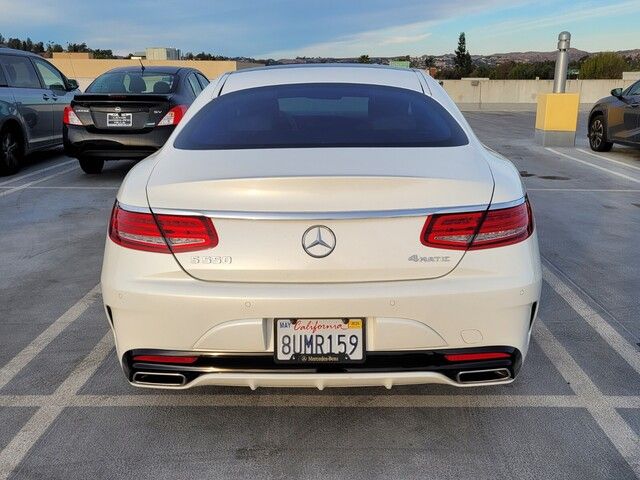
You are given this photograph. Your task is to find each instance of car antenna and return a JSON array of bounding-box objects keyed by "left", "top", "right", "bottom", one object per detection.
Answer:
[{"left": 139, "top": 58, "right": 145, "bottom": 73}]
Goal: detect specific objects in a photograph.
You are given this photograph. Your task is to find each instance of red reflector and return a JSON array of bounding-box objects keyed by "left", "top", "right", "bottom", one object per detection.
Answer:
[
  {"left": 109, "top": 202, "right": 218, "bottom": 253},
  {"left": 421, "top": 199, "right": 533, "bottom": 250},
  {"left": 133, "top": 355, "right": 198, "bottom": 364},
  {"left": 444, "top": 352, "right": 511, "bottom": 362}
]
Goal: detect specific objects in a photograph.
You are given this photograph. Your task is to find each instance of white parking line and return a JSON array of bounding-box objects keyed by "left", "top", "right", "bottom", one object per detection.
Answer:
[
  {"left": 1, "top": 392, "right": 639, "bottom": 409},
  {"left": 0, "top": 186, "right": 119, "bottom": 190},
  {"left": 535, "top": 320, "right": 640, "bottom": 476},
  {"left": 0, "top": 285, "right": 101, "bottom": 390},
  {"left": 546, "top": 148, "right": 640, "bottom": 184},
  {"left": 0, "top": 332, "right": 113, "bottom": 480},
  {"left": 577, "top": 148, "right": 640, "bottom": 173},
  {"left": 528, "top": 188, "right": 640, "bottom": 192},
  {"left": 0, "top": 166, "right": 78, "bottom": 198},
  {"left": 0, "top": 159, "right": 75, "bottom": 187},
  {"left": 542, "top": 264, "right": 640, "bottom": 374}
]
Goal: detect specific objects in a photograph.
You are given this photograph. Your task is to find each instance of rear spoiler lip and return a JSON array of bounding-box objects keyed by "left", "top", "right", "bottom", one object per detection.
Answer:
[{"left": 71, "top": 93, "right": 174, "bottom": 104}]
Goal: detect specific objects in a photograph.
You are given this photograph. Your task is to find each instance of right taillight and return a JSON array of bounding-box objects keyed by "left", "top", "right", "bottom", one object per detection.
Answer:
[
  {"left": 109, "top": 202, "right": 218, "bottom": 253},
  {"left": 421, "top": 198, "right": 533, "bottom": 250}
]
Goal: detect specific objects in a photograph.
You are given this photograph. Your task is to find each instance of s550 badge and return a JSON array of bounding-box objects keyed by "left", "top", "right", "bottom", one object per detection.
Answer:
[
  {"left": 408, "top": 254, "right": 451, "bottom": 263},
  {"left": 190, "top": 256, "right": 232, "bottom": 265}
]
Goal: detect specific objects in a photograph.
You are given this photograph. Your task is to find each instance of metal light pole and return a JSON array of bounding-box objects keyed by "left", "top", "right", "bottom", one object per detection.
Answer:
[{"left": 553, "top": 31, "right": 571, "bottom": 93}]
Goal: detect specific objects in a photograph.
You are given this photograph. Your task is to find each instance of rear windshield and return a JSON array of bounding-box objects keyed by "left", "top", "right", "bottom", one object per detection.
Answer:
[
  {"left": 174, "top": 83, "right": 469, "bottom": 150},
  {"left": 86, "top": 72, "right": 176, "bottom": 94}
]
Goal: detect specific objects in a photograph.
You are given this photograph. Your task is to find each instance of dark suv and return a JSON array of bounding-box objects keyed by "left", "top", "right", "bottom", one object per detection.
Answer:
[
  {"left": 588, "top": 80, "right": 640, "bottom": 151},
  {"left": 0, "top": 47, "right": 79, "bottom": 174}
]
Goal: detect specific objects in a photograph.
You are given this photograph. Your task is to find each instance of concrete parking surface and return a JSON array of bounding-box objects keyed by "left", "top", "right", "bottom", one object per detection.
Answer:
[{"left": 0, "top": 112, "right": 638, "bottom": 479}]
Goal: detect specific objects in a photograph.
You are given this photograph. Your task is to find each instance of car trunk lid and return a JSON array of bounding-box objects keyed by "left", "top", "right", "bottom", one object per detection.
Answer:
[
  {"left": 146, "top": 146, "right": 494, "bottom": 283},
  {"left": 71, "top": 94, "right": 172, "bottom": 132}
]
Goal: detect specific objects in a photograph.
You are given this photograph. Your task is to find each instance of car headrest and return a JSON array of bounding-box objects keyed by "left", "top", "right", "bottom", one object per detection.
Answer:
[
  {"left": 153, "top": 81, "right": 170, "bottom": 94},
  {"left": 128, "top": 75, "right": 147, "bottom": 93}
]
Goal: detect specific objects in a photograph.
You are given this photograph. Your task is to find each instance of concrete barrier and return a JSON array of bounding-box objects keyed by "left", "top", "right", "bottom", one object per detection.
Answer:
[{"left": 441, "top": 79, "right": 636, "bottom": 111}]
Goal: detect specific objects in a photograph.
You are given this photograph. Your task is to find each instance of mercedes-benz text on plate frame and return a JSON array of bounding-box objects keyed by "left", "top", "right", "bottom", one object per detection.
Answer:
[
  {"left": 101, "top": 64, "right": 542, "bottom": 390},
  {"left": 302, "top": 225, "right": 336, "bottom": 258}
]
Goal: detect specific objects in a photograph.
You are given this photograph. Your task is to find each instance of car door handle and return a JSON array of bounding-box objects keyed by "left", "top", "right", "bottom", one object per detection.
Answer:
[
  {"left": 630, "top": 103, "right": 640, "bottom": 108},
  {"left": 42, "top": 94, "right": 50, "bottom": 101}
]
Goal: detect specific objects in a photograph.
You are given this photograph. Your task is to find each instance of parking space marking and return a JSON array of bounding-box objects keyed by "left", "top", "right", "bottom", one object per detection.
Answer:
[
  {"left": 0, "top": 166, "right": 78, "bottom": 198},
  {"left": 1, "top": 392, "right": 639, "bottom": 409},
  {"left": 0, "top": 285, "right": 101, "bottom": 390},
  {"left": 0, "top": 186, "right": 119, "bottom": 190},
  {"left": 577, "top": 148, "right": 640, "bottom": 173},
  {"left": 546, "top": 148, "right": 640, "bottom": 184},
  {"left": 528, "top": 188, "right": 640, "bottom": 192},
  {"left": 0, "top": 159, "right": 75, "bottom": 187},
  {"left": 0, "top": 323, "right": 639, "bottom": 477},
  {"left": 535, "top": 320, "right": 640, "bottom": 475},
  {"left": 542, "top": 263, "right": 640, "bottom": 374},
  {"left": 0, "top": 332, "right": 112, "bottom": 480}
]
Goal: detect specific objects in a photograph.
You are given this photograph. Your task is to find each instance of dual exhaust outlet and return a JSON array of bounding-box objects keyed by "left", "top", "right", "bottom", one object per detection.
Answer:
[{"left": 131, "top": 368, "right": 512, "bottom": 388}]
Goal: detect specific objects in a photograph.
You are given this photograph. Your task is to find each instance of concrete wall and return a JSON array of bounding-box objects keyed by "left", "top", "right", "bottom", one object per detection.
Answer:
[
  {"left": 49, "top": 58, "right": 263, "bottom": 91},
  {"left": 441, "top": 79, "right": 636, "bottom": 111}
]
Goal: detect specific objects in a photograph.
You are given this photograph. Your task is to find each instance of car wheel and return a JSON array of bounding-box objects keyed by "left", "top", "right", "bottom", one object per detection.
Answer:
[
  {"left": 78, "top": 157, "right": 104, "bottom": 174},
  {"left": 0, "top": 126, "right": 24, "bottom": 175},
  {"left": 589, "top": 115, "right": 613, "bottom": 152}
]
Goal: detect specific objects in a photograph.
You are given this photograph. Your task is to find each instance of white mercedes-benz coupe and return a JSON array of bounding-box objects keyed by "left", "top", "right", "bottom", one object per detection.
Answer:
[{"left": 101, "top": 64, "right": 541, "bottom": 390}]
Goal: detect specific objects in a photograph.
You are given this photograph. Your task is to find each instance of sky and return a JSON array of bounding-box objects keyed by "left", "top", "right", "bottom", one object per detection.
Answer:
[{"left": 0, "top": 0, "right": 638, "bottom": 58}]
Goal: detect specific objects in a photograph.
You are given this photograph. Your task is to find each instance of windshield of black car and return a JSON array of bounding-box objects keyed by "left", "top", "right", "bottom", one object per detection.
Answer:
[
  {"left": 174, "top": 83, "right": 469, "bottom": 149},
  {"left": 86, "top": 72, "right": 176, "bottom": 94}
]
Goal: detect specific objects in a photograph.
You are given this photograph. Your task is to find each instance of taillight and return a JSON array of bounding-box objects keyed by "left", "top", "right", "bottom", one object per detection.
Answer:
[
  {"left": 63, "top": 106, "right": 83, "bottom": 126},
  {"left": 421, "top": 198, "right": 533, "bottom": 250},
  {"left": 444, "top": 352, "right": 511, "bottom": 362},
  {"left": 132, "top": 355, "right": 198, "bottom": 364},
  {"left": 108, "top": 203, "right": 218, "bottom": 253},
  {"left": 157, "top": 105, "right": 187, "bottom": 126}
]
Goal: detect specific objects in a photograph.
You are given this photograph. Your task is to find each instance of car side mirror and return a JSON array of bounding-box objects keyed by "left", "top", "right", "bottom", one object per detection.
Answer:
[
  {"left": 611, "top": 88, "right": 623, "bottom": 98},
  {"left": 66, "top": 79, "right": 79, "bottom": 91}
]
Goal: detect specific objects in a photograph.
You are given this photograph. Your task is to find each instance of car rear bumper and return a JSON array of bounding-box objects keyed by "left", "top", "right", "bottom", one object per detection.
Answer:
[
  {"left": 63, "top": 125, "right": 174, "bottom": 160},
  {"left": 101, "top": 233, "right": 542, "bottom": 388}
]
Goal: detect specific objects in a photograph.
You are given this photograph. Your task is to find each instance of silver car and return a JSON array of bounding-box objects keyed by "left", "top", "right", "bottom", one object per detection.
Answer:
[{"left": 0, "top": 47, "right": 79, "bottom": 174}]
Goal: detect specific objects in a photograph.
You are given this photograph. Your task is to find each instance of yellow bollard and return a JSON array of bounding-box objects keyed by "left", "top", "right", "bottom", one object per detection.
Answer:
[{"left": 534, "top": 92, "right": 580, "bottom": 147}]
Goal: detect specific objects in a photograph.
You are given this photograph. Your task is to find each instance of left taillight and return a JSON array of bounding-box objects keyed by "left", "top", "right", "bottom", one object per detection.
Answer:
[
  {"left": 63, "top": 106, "right": 83, "bottom": 126},
  {"left": 421, "top": 198, "right": 533, "bottom": 251},
  {"left": 157, "top": 105, "right": 188, "bottom": 126},
  {"left": 108, "top": 202, "right": 218, "bottom": 253}
]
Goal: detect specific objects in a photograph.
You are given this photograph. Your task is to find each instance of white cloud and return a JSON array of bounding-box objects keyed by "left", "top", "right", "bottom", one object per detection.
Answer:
[{"left": 256, "top": 21, "right": 437, "bottom": 59}]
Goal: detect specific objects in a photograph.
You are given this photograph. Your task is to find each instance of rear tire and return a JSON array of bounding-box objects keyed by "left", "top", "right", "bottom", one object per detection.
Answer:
[
  {"left": 589, "top": 114, "right": 613, "bottom": 152},
  {"left": 79, "top": 157, "right": 104, "bottom": 174},
  {"left": 0, "top": 126, "right": 24, "bottom": 176}
]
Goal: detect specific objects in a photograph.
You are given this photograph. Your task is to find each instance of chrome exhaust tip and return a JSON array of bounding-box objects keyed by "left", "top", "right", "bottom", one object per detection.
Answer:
[
  {"left": 456, "top": 368, "right": 512, "bottom": 385},
  {"left": 132, "top": 371, "right": 187, "bottom": 387}
]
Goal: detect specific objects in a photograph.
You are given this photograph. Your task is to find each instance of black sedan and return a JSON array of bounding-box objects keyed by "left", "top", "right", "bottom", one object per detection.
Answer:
[
  {"left": 588, "top": 79, "right": 640, "bottom": 152},
  {"left": 64, "top": 66, "right": 209, "bottom": 173}
]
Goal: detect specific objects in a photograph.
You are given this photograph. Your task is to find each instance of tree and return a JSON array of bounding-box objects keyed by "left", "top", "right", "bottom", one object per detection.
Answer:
[
  {"left": 580, "top": 52, "right": 628, "bottom": 79},
  {"left": 358, "top": 54, "right": 370, "bottom": 64},
  {"left": 454, "top": 32, "right": 473, "bottom": 77},
  {"left": 67, "top": 42, "right": 89, "bottom": 52}
]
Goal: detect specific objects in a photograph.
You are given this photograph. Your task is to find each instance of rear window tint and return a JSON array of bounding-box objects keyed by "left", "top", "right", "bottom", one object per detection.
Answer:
[
  {"left": 86, "top": 72, "right": 176, "bottom": 94},
  {"left": 174, "top": 83, "right": 468, "bottom": 150}
]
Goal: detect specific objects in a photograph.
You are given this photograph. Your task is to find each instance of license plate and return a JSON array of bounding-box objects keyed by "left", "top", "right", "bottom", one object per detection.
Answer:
[
  {"left": 274, "top": 318, "right": 365, "bottom": 363},
  {"left": 106, "top": 112, "right": 132, "bottom": 127}
]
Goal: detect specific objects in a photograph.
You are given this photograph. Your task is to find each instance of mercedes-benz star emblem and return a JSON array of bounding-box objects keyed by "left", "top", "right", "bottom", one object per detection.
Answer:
[{"left": 302, "top": 225, "right": 336, "bottom": 258}]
